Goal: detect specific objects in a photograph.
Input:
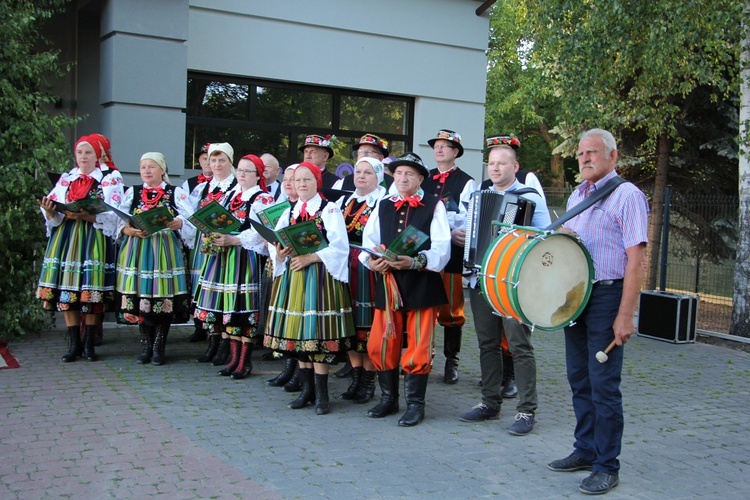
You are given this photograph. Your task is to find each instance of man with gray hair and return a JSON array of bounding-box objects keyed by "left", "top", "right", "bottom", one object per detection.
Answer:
[
  {"left": 261, "top": 153, "right": 284, "bottom": 201},
  {"left": 547, "top": 128, "right": 649, "bottom": 495}
]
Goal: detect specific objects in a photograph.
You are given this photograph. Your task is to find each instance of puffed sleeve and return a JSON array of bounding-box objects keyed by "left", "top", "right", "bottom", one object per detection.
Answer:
[
  {"left": 358, "top": 204, "right": 382, "bottom": 269},
  {"left": 314, "top": 202, "right": 350, "bottom": 282},
  {"left": 422, "top": 201, "right": 451, "bottom": 273},
  {"left": 268, "top": 208, "right": 292, "bottom": 278},
  {"left": 41, "top": 176, "right": 68, "bottom": 235},
  {"left": 114, "top": 187, "right": 134, "bottom": 240},
  {"left": 172, "top": 185, "right": 196, "bottom": 244},
  {"left": 94, "top": 170, "right": 124, "bottom": 238},
  {"left": 239, "top": 193, "right": 275, "bottom": 255}
]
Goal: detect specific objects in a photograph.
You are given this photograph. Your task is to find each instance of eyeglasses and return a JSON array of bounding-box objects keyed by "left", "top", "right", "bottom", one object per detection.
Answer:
[
  {"left": 434, "top": 145, "right": 455, "bottom": 151},
  {"left": 236, "top": 169, "right": 257, "bottom": 175},
  {"left": 357, "top": 149, "right": 380, "bottom": 156}
]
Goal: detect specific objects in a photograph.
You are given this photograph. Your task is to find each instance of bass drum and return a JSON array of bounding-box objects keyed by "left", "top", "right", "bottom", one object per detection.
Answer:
[{"left": 480, "top": 225, "right": 594, "bottom": 331}]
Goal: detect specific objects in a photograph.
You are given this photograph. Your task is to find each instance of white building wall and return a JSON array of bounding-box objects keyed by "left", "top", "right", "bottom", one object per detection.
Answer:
[{"left": 187, "top": 0, "right": 489, "bottom": 180}]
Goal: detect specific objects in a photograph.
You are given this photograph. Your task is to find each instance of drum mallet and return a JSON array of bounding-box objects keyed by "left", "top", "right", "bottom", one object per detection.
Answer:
[{"left": 595, "top": 340, "right": 618, "bottom": 363}]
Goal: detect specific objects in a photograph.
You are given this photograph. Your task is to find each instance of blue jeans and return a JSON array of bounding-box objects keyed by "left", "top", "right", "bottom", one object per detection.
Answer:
[{"left": 564, "top": 283, "right": 624, "bottom": 475}]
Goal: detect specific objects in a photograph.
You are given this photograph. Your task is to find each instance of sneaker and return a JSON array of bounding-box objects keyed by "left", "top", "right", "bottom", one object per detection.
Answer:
[
  {"left": 459, "top": 403, "right": 501, "bottom": 422},
  {"left": 508, "top": 412, "right": 536, "bottom": 435},
  {"left": 579, "top": 471, "right": 619, "bottom": 495},
  {"left": 547, "top": 453, "right": 594, "bottom": 472}
]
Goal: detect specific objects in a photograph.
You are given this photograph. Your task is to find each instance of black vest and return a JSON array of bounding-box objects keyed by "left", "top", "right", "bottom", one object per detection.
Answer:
[
  {"left": 373, "top": 195, "right": 448, "bottom": 310},
  {"left": 322, "top": 170, "right": 340, "bottom": 189},
  {"left": 421, "top": 167, "right": 474, "bottom": 273}
]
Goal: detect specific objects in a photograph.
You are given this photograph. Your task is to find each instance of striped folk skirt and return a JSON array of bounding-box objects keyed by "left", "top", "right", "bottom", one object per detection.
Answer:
[
  {"left": 193, "top": 245, "right": 262, "bottom": 337},
  {"left": 116, "top": 229, "right": 190, "bottom": 322},
  {"left": 36, "top": 219, "right": 115, "bottom": 313},
  {"left": 264, "top": 262, "right": 355, "bottom": 364},
  {"left": 188, "top": 232, "right": 207, "bottom": 297},
  {"left": 348, "top": 248, "right": 376, "bottom": 353}
]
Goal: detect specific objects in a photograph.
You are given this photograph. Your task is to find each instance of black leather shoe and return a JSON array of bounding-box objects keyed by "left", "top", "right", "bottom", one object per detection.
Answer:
[
  {"left": 547, "top": 453, "right": 594, "bottom": 472},
  {"left": 333, "top": 360, "right": 353, "bottom": 378},
  {"left": 579, "top": 471, "right": 619, "bottom": 495},
  {"left": 187, "top": 329, "right": 207, "bottom": 343}
]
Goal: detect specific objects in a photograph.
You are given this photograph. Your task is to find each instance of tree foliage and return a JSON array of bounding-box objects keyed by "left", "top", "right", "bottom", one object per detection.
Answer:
[{"left": 0, "top": 0, "right": 78, "bottom": 339}]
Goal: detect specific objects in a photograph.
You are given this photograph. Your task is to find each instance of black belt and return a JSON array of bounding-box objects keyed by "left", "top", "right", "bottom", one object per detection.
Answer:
[{"left": 594, "top": 279, "right": 623, "bottom": 287}]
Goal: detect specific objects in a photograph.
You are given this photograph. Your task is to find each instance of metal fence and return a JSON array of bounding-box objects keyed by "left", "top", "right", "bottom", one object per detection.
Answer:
[{"left": 544, "top": 187, "right": 737, "bottom": 334}]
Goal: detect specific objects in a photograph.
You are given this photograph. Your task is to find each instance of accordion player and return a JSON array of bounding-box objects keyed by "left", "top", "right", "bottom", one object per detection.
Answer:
[{"left": 463, "top": 189, "right": 537, "bottom": 268}]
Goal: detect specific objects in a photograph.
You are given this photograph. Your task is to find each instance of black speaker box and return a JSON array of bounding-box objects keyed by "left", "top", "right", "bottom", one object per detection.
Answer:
[{"left": 637, "top": 291, "right": 698, "bottom": 344}]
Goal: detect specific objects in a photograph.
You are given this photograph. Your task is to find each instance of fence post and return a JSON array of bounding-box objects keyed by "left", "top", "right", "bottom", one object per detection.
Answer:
[{"left": 659, "top": 185, "right": 672, "bottom": 291}]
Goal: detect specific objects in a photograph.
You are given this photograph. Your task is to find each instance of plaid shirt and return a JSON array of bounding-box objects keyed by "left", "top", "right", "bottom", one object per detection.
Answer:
[{"left": 564, "top": 170, "right": 649, "bottom": 281}]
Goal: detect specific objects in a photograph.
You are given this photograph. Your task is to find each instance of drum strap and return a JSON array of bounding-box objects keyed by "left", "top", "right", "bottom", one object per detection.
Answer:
[{"left": 544, "top": 176, "right": 627, "bottom": 231}]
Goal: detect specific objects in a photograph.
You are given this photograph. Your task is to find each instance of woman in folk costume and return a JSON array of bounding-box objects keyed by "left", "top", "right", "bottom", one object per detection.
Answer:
[
  {"left": 264, "top": 162, "right": 355, "bottom": 415},
  {"left": 265, "top": 164, "right": 305, "bottom": 389},
  {"left": 193, "top": 154, "right": 274, "bottom": 380},
  {"left": 183, "top": 142, "right": 238, "bottom": 365},
  {"left": 115, "top": 153, "right": 192, "bottom": 365},
  {"left": 336, "top": 157, "right": 387, "bottom": 404},
  {"left": 86, "top": 133, "right": 123, "bottom": 347},
  {"left": 36, "top": 135, "right": 124, "bottom": 362}
]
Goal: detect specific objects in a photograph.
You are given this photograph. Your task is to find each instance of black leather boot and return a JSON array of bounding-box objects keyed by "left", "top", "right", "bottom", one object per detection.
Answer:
[
  {"left": 340, "top": 366, "right": 363, "bottom": 400},
  {"left": 218, "top": 338, "right": 241, "bottom": 376},
  {"left": 333, "top": 358, "right": 353, "bottom": 378},
  {"left": 501, "top": 352, "right": 518, "bottom": 398},
  {"left": 136, "top": 322, "right": 155, "bottom": 364},
  {"left": 398, "top": 373, "right": 429, "bottom": 427},
  {"left": 151, "top": 321, "right": 170, "bottom": 366},
  {"left": 61, "top": 326, "right": 82, "bottom": 362},
  {"left": 187, "top": 318, "right": 207, "bottom": 342},
  {"left": 367, "top": 369, "right": 400, "bottom": 418},
  {"left": 314, "top": 373, "right": 330, "bottom": 415},
  {"left": 211, "top": 337, "right": 230, "bottom": 366},
  {"left": 82, "top": 325, "right": 98, "bottom": 362},
  {"left": 230, "top": 342, "right": 253, "bottom": 379},
  {"left": 288, "top": 368, "right": 315, "bottom": 409},
  {"left": 94, "top": 322, "right": 104, "bottom": 346},
  {"left": 354, "top": 370, "right": 377, "bottom": 404},
  {"left": 267, "top": 358, "right": 297, "bottom": 386},
  {"left": 284, "top": 364, "right": 303, "bottom": 392},
  {"left": 443, "top": 326, "right": 462, "bottom": 384},
  {"left": 197, "top": 334, "right": 220, "bottom": 362}
]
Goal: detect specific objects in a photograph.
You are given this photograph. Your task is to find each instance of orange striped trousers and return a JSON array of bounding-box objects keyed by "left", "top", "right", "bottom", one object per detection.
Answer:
[
  {"left": 368, "top": 306, "right": 439, "bottom": 374},
  {"left": 437, "top": 272, "right": 466, "bottom": 327}
]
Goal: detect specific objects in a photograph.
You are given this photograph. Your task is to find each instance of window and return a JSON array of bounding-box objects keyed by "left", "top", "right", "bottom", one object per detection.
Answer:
[{"left": 186, "top": 73, "right": 413, "bottom": 172}]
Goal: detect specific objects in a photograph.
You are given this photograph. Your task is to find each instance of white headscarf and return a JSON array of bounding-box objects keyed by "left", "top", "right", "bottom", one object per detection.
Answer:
[
  {"left": 140, "top": 152, "right": 170, "bottom": 185},
  {"left": 208, "top": 142, "right": 234, "bottom": 165},
  {"left": 355, "top": 156, "right": 385, "bottom": 185}
]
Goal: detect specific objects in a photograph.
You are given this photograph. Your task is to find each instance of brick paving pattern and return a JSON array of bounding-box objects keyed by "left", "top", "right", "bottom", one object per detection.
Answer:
[{"left": 2, "top": 301, "right": 749, "bottom": 499}]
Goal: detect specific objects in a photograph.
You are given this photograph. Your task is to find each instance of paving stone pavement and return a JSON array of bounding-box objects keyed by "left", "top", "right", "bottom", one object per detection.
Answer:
[{"left": 2, "top": 300, "right": 750, "bottom": 499}]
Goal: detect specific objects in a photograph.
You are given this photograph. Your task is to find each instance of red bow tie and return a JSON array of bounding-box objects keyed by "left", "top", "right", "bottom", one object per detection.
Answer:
[
  {"left": 394, "top": 195, "right": 424, "bottom": 211},
  {"left": 432, "top": 170, "right": 451, "bottom": 184},
  {"left": 197, "top": 174, "right": 212, "bottom": 184}
]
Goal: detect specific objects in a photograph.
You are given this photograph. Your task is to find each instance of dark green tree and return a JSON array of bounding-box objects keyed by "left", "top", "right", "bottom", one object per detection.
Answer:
[{"left": 0, "top": 0, "right": 78, "bottom": 339}]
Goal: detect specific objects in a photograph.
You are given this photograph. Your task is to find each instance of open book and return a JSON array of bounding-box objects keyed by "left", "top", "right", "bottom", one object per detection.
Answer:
[
  {"left": 41, "top": 196, "right": 114, "bottom": 216},
  {"left": 351, "top": 225, "right": 429, "bottom": 262},
  {"left": 248, "top": 218, "right": 329, "bottom": 256},
  {"left": 187, "top": 201, "right": 242, "bottom": 234}
]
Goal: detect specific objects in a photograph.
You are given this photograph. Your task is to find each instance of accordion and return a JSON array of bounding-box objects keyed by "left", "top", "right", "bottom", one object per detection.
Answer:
[{"left": 463, "top": 190, "right": 536, "bottom": 268}]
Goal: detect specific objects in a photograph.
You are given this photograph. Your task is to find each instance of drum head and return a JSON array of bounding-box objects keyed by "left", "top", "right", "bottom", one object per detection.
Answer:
[{"left": 513, "top": 233, "right": 593, "bottom": 330}]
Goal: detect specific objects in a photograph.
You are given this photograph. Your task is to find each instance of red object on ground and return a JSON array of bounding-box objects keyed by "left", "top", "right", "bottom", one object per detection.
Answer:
[{"left": 0, "top": 340, "right": 20, "bottom": 369}]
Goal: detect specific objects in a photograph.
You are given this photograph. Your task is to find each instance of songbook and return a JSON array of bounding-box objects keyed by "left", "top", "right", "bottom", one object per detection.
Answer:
[
  {"left": 132, "top": 206, "right": 174, "bottom": 236},
  {"left": 248, "top": 218, "right": 328, "bottom": 256},
  {"left": 257, "top": 200, "right": 291, "bottom": 229},
  {"left": 439, "top": 192, "right": 460, "bottom": 213},
  {"left": 350, "top": 225, "right": 429, "bottom": 262},
  {"left": 187, "top": 200, "right": 242, "bottom": 234},
  {"left": 41, "top": 196, "right": 114, "bottom": 215}
]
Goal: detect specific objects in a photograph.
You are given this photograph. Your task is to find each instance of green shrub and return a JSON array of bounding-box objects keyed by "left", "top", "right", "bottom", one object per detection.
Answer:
[{"left": 0, "top": 0, "right": 78, "bottom": 339}]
